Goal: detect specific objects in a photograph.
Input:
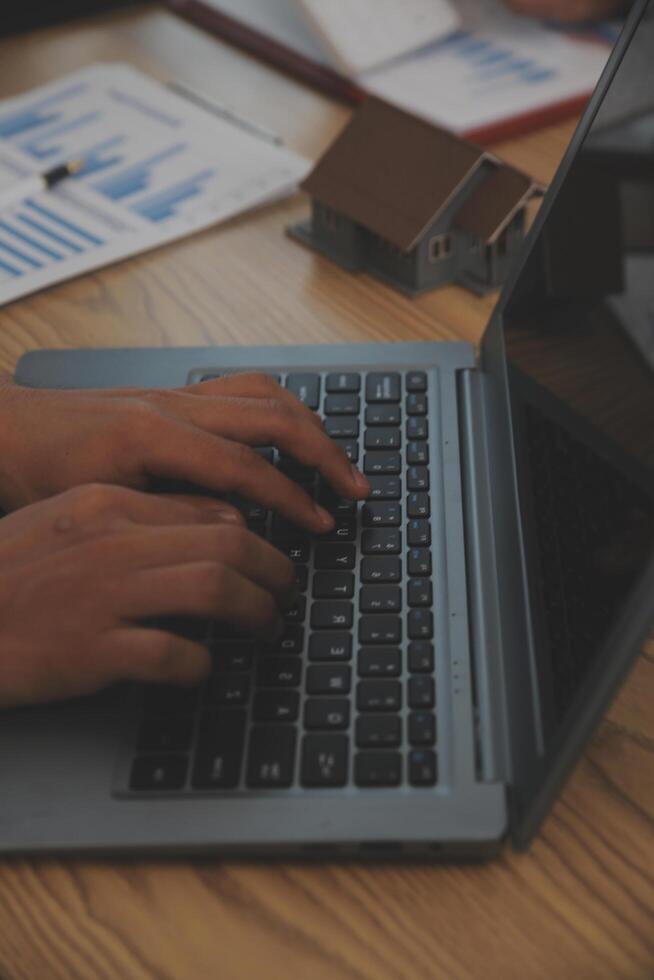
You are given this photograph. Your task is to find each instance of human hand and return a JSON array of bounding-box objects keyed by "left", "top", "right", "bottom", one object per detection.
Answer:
[
  {"left": 0, "top": 372, "right": 370, "bottom": 533},
  {"left": 0, "top": 483, "right": 297, "bottom": 709},
  {"left": 504, "top": 0, "right": 628, "bottom": 20}
]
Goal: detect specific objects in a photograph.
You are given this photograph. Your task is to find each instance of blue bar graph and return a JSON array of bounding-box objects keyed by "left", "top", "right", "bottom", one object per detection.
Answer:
[
  {"left": 131, "top": 170, "right": 215, "bottom": 223},
  {"left": 0, "top": 221, "right": 63, "bottom": 261},
  {"left": 447, "top": 31, "right": 557, "bottom": 86},
  {"left": 0, "top": 258, "right": 22, "bottom": 278},
  {"left": 20, "top": 112, "right": 102, "bottom": 160},
  {"left": 18, "top": 214, "right": 84, "bottom": 254},
  {"left": 24, "top": 201, "right": 104, "bottom": 246},
  {"left": 0, "top": 82, "right": 86, "bottom": 140},
  {"left": 74, "top": 136, "right": 126, "bottom": 179},
  {"left": 0, "top": 239, "right": 42, "bottom": 270},
  {"left": 93, "top": 143, "right": 186, "bottom": 201}
]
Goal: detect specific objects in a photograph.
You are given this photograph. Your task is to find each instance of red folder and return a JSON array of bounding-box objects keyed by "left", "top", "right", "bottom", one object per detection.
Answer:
[{"left": 166, "top": 0, "right": 594, "bottom": 145}]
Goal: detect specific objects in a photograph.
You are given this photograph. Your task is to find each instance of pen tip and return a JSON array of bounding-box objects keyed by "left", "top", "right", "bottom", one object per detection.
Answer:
[{"left": 68, "top": 158, "right": 86, "bottom": 175}]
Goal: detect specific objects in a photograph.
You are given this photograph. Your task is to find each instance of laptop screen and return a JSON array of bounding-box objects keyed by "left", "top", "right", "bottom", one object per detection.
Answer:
[{"left": 484, "top": 0, "right": 654, "bottom": 843}]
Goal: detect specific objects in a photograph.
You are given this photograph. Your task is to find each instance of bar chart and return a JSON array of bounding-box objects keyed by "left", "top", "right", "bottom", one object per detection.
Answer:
[{"left": 0, "top": 63, "right": 309, "bottom": 304}]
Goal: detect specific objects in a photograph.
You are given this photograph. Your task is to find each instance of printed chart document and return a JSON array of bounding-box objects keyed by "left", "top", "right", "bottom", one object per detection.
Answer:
[
  {"left": 0, "top": 64, "right": 310, "bottom": 306},
  {"left": 186, "top": 0, "right": 611, "bottom": 139}
]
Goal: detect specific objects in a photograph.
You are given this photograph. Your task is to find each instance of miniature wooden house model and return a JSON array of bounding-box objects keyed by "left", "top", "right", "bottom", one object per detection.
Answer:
[{"left": 289, "top": 97, "right": 543, "bottom": 297}]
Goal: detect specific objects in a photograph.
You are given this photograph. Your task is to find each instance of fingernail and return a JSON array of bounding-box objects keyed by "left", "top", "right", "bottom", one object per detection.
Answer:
[
  {"left": 314, "top": 504, "right": 335, "bottom": 529},
  {"left": 210, "top": 508, "right": 242, "bottom": 524},
  {"left": 351, "top": 464, "right": 370, "bottom": 493}
]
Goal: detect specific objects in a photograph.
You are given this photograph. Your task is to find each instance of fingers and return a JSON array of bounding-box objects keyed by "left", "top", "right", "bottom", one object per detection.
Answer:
[
  {"left": 167, "top": 394, "right": 370, "bottom": 501},
  {"left": 122, "top": 561, "right": 285, "bottom": 638},
  {"left": 184, "top": 372, "right": 324, "bottom": 431},
  {"left": 147, "top": 421, "right": 338, "bottom": 533},
  {"left": 98, "top": 627, "right": 211, "bottom": 687},
  {"left": 106, "top": 523, "right": 297, "bottom": 610},
  {"left": 155, "top": 494, "right": 244, "bottom": 526}
]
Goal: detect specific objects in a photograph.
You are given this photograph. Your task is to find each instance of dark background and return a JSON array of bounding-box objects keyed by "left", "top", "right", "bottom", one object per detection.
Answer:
[{"left": 1, "top": 1, "right": 138, "bottom": 36}]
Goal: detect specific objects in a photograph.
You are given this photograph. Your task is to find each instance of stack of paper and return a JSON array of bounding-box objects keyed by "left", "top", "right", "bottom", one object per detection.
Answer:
[{"left": 0, "top": 64, "right": 310, "bottom": 307}]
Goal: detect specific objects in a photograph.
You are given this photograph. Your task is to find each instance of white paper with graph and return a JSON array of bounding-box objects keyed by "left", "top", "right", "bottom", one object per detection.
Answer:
[{"left": 0, "top": 64, "right": 310, "bottom": 306}]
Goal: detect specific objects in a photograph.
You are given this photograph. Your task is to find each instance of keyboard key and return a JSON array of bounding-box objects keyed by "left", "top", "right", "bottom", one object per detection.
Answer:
[
  {"left": 130, "top": 755, "right": 187, "bottom": 791},
  {"left": 323, "top": 518, "right": 357, "bottom": 542},
  {"left": 408, "top": 579, "right": 433, "bottom": 608},
  {"left": 324, "top": 393, "right": 360, "bottom": 415},
  {"left": 301, "top": 735, "right": 348, "bottom": 787},
  {"left": 361, "top": 529, "right": 401, "bottom": 555},
  {"left": 408, "top": 641, "right": 434, "bottom": 673},
  {"left": 306, "top": 665, "right": 352, "bottom": 695},
  {"left": 408, "top": 520, "right": 431, "bottom": 547},
  {"left": 408, "top": 549, "right": 432, "bottom": 576},
  {"left": 409, "top": 750, "right": 437, "bottom": 786},
  {"left": 326, "top": 372, "right": 361, "bottom": 393},
  {"left": 267, "top": 625, "right": 305, "bottom": 654},
  {"left": 407, "top": 417, "right": 428, "bottom": 440},
  {"left": 192, "top": 710, "right": 247, "bottom": 789},
  {"left": 364, "top": 452, "right": 401, "bottom": 475},
  {"left": 409, "top": 711, "right": 436, "bottom": 746},
  {"left": 325, "top": 417, "right": 359, "bottom": 439},
  {"left": 253, "top": 690, "right": 300, "bottom": 723},
  {"left": 407, "top": 442, "right": 429, "bottom": 465},
  {"left": 143, "top": 685, "right": 199, "bottom": 717},
  {"left": 205, "top": 673, "right": 251, "bottom": 706},
  {"left": 368, "top": 476, "right": 402, "bottom": 500},
  {"left": 295, "top": 565, "right": 309, "bottom": 592},
  {"left": 313, "top": 571, "right": 354, "bottom": 599},
  {"left": 358, "top": 647, "right": 401, "bottom": 677},
  {"left": 361, "top": 557, "right": 401, "bottom": 583},
  {"left": 364, "top": 428, "right": 401, "bottom": 450},
  {"left": 359, "top": 616, "right": 402, "bottom": 645},
  {"left": 277, "top": 540, "right": 311, "bottom": 563},
  {"left": 407, "top": 393, "right": 428, "bottom": 415},
  {"left": 137, "top": 716, "right": 194, "bottom": 753},
  {"left": 308, "top": 633, "right": 352, "bottom": 662},
  {"left": 316, "top": 485, "right": 357, "bottom": 516},
  {"left": 408, "top": 675, "right": 435, "bottom": 708},
  {"left": 334, "top": 438, "right": 359, "bottom": 463},
  {"left": 285, "top": 373, "right": 320, "bottom": 410},
  {"left": 213, "top": 642, "right": 255, "bottom": 672},
  {"left": 359, "top": 586, "right": 401, "bottom": 613},
  {"left": 366, "top": 373, "right": 401, "bottom": 403},
  {"left": 357, "top": 680, "right": 402, "bottom": 711},
  {"left": 315, "top": 543, "right": 356, "bottom": 570},
  {"left": 406, "top": 371, "right": 427, "bottom": 392},
  {"left": 407, "top": 492, "right": 430, "bottom": 519},
  {"left": 284, "top": 595, "right": 307, "bottom": 623},
  {"left": 246, "top": 726, "right": 296, "bottom": 788},
  {"left": 257, "top": 657, "right": 302, "bottom": 687},
  {"left": 365, "top": 404, "right": 401, "bottom": 426},
  {"left": 310, "top": 601, "right": 354, "bottom": 630},
  {"left": 304, "top": 698, "right": 350, "bottom": 730},
  {"left": 355, "top": 715, "right": 401, "bottom": 748},
  {"left": 277, "top": 457, "right": 315, "bottom": 483},
  {"left": 362, "top": 502, "right": 401, "bottom": 527},
  {"left": 355, "top": 752, "right": 402, "bottom": 787},
  {"left": 407, "top": 467, "right": 429, "bottom": 491},
  {"left": 408, "top": 609, "right": 434, "bottom": 640}
]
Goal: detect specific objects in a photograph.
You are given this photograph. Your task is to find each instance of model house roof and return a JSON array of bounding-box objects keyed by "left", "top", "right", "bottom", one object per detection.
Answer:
[
  {"left": 454, "top": 166, "right": 538, "bottom": 244},
  {"left": 301, "top": 96, "right": 540, "bottom": 252}
]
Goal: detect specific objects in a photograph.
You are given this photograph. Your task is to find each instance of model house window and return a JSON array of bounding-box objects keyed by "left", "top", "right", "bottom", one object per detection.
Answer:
[
  {"left": 323, "top": 206, "right": 340, "bottom": 231},
  {"left": 429, "top": 234, "right": 452, "bottom": 263},
  {"left": 497, "top": 232, "right": 508, "bottom": 256}
]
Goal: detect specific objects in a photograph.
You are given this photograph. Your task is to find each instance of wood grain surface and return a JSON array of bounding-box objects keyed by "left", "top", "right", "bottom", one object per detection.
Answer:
[{"left": 0, "top": 7, "right": 651, "bottom": 980}]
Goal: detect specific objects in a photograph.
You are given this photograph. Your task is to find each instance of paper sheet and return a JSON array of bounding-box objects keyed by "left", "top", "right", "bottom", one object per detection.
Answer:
[
  {"left": 0, "top": 64, "right": 310, "bottom": 307},
  {"left": 365, "top": 0, "right": 611, "bottom": 134}
]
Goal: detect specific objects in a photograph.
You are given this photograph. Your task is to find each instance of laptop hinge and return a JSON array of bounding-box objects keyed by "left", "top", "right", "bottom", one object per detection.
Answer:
[{"left": 457, "top": 368, "right": 511, "bottom": 784}]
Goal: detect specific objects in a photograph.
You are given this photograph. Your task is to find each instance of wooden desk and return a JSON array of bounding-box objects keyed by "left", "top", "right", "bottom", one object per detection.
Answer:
[{"left": 0, "top": 8, "right": 652, "bottom": 979}]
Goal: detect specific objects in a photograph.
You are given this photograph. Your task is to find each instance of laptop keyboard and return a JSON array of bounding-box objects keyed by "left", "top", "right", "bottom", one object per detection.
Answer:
[{"left": 125, "top": 369, "right": 439, "bottom": 795}]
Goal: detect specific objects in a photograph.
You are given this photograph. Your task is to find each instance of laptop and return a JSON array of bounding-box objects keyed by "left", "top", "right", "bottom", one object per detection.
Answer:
[{"left": 2, "top": 0, "right": 652, "bottom": 858}]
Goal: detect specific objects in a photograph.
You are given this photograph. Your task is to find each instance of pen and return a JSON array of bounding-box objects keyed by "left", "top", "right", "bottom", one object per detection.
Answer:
[{"left": 0, "top": 158, "right": 86, "bottom": 211}]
